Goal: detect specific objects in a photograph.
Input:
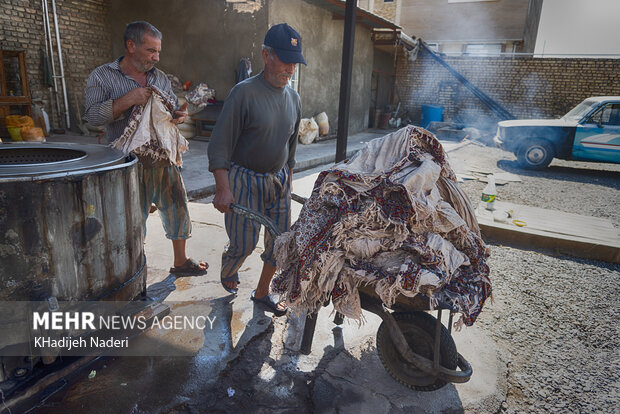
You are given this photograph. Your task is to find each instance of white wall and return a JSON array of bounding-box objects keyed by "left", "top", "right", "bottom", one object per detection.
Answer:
[{"left": 534, "top": 0, "right": 620, "bottom": 57}]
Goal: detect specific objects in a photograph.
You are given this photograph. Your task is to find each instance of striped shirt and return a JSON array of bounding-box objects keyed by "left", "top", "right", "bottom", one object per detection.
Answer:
[{"left": 84, "top": 57, "right": 177, "bottom": 143}]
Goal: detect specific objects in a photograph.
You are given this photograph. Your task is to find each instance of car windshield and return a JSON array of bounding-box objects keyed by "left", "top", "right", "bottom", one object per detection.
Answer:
[{"left": 563, "top": 100, "right": 599, "bottom": 121}]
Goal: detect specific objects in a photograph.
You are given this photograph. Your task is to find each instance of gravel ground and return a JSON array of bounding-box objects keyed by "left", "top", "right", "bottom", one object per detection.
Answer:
[{"left": 453, "top": 142, "right": 620, "bottom": 413}]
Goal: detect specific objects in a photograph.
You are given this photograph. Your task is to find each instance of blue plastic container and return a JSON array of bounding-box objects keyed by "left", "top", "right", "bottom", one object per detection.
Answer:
[{"left": 420, "top": 104, "right": 443, "bottom": 128}]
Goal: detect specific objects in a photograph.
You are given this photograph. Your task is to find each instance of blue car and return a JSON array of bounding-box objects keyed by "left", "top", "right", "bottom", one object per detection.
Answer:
[{"left": 494, "top": 96, "right": 620, "bottom": 169}]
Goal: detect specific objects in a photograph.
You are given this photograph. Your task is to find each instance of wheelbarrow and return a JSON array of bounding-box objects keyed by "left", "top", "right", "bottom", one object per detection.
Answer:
[{"left": 230, "top": 200, "right": 473, "bottom": 391}]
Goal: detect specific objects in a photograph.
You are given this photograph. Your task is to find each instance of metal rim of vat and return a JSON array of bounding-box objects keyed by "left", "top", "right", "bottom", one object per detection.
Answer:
[{"left": 0, "top": 143, "right": 135, "bottom": 180}]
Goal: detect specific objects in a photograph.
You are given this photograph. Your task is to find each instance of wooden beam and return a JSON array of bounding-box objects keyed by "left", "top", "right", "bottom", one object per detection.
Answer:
[
  {"left": 0, "top": 97, "right": 31, "bottom": 104},
  {"left": 0, "top": 50, "right": 5, "bottom": 97},
  {"left": 476, "top": 201, "right": 620, "bottom": 263}
]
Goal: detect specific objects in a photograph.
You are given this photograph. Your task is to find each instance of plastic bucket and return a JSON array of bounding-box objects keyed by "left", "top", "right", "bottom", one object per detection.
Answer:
[
  {"left": 7, "top": 127, "right": 22, "bottom": 141},
  {"left": 421, "top": 104, "right": 443, "bottom": 128}
]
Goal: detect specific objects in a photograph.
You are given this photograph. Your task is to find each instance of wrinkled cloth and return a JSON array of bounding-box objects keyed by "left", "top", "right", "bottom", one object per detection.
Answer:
[
  {"left": 186, "top": 83, "right": 216, "bottom": 107},
  {"left": 236, "top": 57, "right": 252, "bottom": 84},
  {"left": 272, "top": 126, "right": 491, "bottom": 327},
  {"left": 111, "top": 86, "right": 188, "bottom": 167}
]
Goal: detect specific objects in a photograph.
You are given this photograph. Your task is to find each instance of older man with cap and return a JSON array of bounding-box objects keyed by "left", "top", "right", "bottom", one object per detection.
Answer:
[{"left": 208, "top": 23, "right": 305, "bottom": 315}]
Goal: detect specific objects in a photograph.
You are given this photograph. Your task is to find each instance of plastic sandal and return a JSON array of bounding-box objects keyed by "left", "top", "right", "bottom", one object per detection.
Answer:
[
  {"left": 169, "top": 258, "right": 208, "bottom": 276},
  {"left": 250, "top": 290, "right": 288, "bottom": 317}
]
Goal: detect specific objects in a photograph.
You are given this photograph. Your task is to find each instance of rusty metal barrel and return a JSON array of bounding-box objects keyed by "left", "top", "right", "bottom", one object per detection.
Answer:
[{"left": 0, "top": 143, "right": 146, "bottom": 302}]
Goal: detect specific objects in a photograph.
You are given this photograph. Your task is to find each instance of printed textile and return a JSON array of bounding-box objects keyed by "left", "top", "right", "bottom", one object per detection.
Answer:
[
  {"left": 111, "top": 86, "right": 188, "bottom": 167},
  {"left": 272, "top": 126, "right": 491, "bottom": 327}
]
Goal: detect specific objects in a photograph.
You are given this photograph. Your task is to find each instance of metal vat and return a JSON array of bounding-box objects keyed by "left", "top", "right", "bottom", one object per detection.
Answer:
[{"left": 0, "top": 143, "right": 146, "bottom": 302}]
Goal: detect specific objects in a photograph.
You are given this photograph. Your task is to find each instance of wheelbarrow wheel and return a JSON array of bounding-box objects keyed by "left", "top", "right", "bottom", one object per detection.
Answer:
[{"left": 376, "top": 311, "right": 458, "bottom": 391}]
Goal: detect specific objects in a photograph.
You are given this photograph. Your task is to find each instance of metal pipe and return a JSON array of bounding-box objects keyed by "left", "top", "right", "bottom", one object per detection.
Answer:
[
  {"left": 335, "top": 0, "right": 357, "bottom": 163},
  {"left": 50, "top": 0, "right": 71, "bottom": 128},
  {"left": 42, "top": 0, "right": 61, "bottom": 122},
  {"left": 420, "top": 41, "right": 515, "bottom": 120}
]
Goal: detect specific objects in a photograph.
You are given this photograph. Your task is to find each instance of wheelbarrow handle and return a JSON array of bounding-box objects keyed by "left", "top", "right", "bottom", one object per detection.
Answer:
[
  {"left": 229, "top": 203, "right": 282, "bottom": 237},
  {"left": 228, "top": 194, "right": 306, "bottom": 238},
  {"left": 291, "top": 193, "right": 307, "bottom": 205}
]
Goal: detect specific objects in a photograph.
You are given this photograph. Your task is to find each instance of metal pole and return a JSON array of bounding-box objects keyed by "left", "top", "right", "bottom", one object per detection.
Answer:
[
  {"left": 50, "top": 0, "right": 70, "bottom": 129},
  {"left": 42, "top": 0, "right": 61, "bottom": 123},
  {"left": 335, "top": 0, "right": 357, "bottom": 163}
]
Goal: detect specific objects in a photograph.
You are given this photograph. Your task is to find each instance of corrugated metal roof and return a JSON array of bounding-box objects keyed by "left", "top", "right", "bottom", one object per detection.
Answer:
[{"left": 303, "top": 0, "right": 400, "bottom": 31}]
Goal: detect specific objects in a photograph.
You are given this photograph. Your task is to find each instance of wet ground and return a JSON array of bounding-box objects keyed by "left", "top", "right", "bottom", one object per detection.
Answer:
[{"left": 18, "top": 141, "right": 504, "bottom": 414}]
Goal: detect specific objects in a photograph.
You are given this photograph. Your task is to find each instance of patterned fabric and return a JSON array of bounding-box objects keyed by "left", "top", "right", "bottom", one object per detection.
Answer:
[
  {"left": 272, "top": 126, "right": 491, "bottom": 327},
  {"left": 138, "top": 164, "right": 191, "bottom": 240},
  {"left": 111, "top": 85, "right": 188, "bottom": 167},
  {"left": 221, "top": 163, "right": 291, "bottom": 282}
]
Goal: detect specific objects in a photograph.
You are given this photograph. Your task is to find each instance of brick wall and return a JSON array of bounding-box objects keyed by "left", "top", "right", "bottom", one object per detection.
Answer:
[
  {"left": 395, "top": 48, "right": 620, "bottom": 130},
  {"left": 0, "top": 0, "right": 111, "bottom": 130},
  {"left": 373, "top": 0, "right": 398, "bottom": 22}
]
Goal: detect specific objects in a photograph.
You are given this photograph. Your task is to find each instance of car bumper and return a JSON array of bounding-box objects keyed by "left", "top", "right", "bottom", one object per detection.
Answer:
[{"left": 493, "top": 134, "right": 506, "bottom": 150}]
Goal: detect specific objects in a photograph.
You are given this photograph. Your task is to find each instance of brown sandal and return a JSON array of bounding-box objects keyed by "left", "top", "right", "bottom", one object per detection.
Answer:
[{"left": 169, "top": 258, "right": 208, "bottom": 276}]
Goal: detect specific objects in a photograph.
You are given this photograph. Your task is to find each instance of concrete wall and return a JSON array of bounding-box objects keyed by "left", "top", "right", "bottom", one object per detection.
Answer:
[
  {"left": 396, "top": 48, "right": 620, "bottom": 129},
  {"left": 108, "top": 0, "right": 373, "bottom": 134},
  {"left": 108, "top": 0, "right": 268, "bottom": 103},
  {"left": 0, "top": 0, "right": 112, "bottom": 131},
  {"left": 399, "top": 0, "right": 529, "bottom": 44},
  {"left": 522, "top": 0, "right": 542, "bottom": 53},
  {"left": 534, "top": 0, "right": 620, "bottom": 57},
  {"left": 270, "top": 0, "right": 373, "bottom": 133}
]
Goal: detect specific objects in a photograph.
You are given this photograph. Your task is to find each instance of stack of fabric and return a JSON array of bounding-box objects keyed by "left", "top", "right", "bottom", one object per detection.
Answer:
[
  {"left": 111, "top": 85, "right": 188, "bottom": 167},
  {"left": 272, "top": 126, "right": 491, "bottom": 327}
]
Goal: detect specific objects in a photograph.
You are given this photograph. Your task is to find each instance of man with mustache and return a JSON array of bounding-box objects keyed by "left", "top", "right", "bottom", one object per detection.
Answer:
[
  {"left": 208, "top": 23, "right": 305, "bottom": 316},
  {"left": 85, "top": 20, "right": 208, "bottom": 277}
]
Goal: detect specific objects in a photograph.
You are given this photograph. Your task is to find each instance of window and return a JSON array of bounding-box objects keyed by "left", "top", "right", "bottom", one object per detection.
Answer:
[
  {"left": 288, "top": 64, "right": 300, "bottom": 93},
  {"left": 591, "top": 104, "right": 620, "bottom": 126},
  {"left": 425, "top": 42, "right": 439, "bottom": 52},
  {"left": 464, "top": 43, "right": 502, "bottom": 56},
  {"left": 384, "top": 0, "right": 394, "bottom": 2}
]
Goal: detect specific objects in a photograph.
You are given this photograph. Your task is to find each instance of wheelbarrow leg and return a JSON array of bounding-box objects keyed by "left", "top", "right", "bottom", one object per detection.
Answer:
[
  {"left": 299, "top": 311, "right": 318, "bottom": 355},
  {"left": 433, "top": 309, "right": 442, "bottom": 370},
  {"left": 333, "top": 312, "right": 344, "bottom": 325}
]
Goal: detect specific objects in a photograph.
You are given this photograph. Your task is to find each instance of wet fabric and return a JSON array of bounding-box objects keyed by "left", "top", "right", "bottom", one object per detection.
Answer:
[
  {"left": 138, "top": 164, "right": 191, "bottom": 240},
  {"left": 272, "top": 126, "right": 491, "bottom": 327},
  {"left": 111, "top": 85, "right": 188, "bottom": 167},
  {"left": 221, "top": 163, "right": 291, "bottom": 282}
]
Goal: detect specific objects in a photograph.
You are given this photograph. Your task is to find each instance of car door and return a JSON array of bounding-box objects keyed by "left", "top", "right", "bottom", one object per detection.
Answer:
[{"left": 572, "top": 103, "right": 620, "bottom": 163}]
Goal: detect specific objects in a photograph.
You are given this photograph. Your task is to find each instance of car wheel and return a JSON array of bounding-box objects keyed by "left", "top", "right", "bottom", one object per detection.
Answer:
[{"left": 517, "top": 139, "right": 554, "bottom": 169}]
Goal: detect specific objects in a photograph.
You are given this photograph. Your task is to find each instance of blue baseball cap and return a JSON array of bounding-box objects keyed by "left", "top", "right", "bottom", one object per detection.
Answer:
[{"left": 264, "top": 23, "right": 306, "bottom": 65}]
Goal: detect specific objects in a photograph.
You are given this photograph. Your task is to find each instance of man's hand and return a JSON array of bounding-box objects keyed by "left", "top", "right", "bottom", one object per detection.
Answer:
[
  {"left": 212, "top": 169, "right": 233, "bottom": 213},
  {"left": 126, "top": 87, "right": 152, "bottom": 106},
  {"left": 112, "top": 87, "right": 152, "bottom": 119},
  {"left": 172, "top": 102, "right": 189, "bottom": 125},
  {"left": 213, "top": 186, "right": 234, "bottom": 213}
]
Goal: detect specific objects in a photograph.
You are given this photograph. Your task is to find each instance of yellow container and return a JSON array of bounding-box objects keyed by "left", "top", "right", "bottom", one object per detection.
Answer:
[
  {"left": 6, "top": 115, "right": 34, "bottom": 128},
  {"left": 7, "top": 127, "right": 23, "bottom": 141},
  {"left": 20, "top": 126, "right": 45, "bottom": 142}
]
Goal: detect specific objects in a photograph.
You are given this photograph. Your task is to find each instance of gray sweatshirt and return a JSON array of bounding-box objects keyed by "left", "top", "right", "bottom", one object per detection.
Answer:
[{"left": 208, "top": 72, "right": 301, "bottom": 173}]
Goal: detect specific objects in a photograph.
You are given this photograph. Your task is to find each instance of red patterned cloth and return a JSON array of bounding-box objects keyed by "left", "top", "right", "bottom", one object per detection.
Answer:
[{"left": 272, "top": 126, "right": 491, "bottom": 327}]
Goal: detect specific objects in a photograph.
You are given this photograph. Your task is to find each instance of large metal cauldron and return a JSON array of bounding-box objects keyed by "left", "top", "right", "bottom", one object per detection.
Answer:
[{"left": 0, "top": 143, "right": 146, "bottom": 302}]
